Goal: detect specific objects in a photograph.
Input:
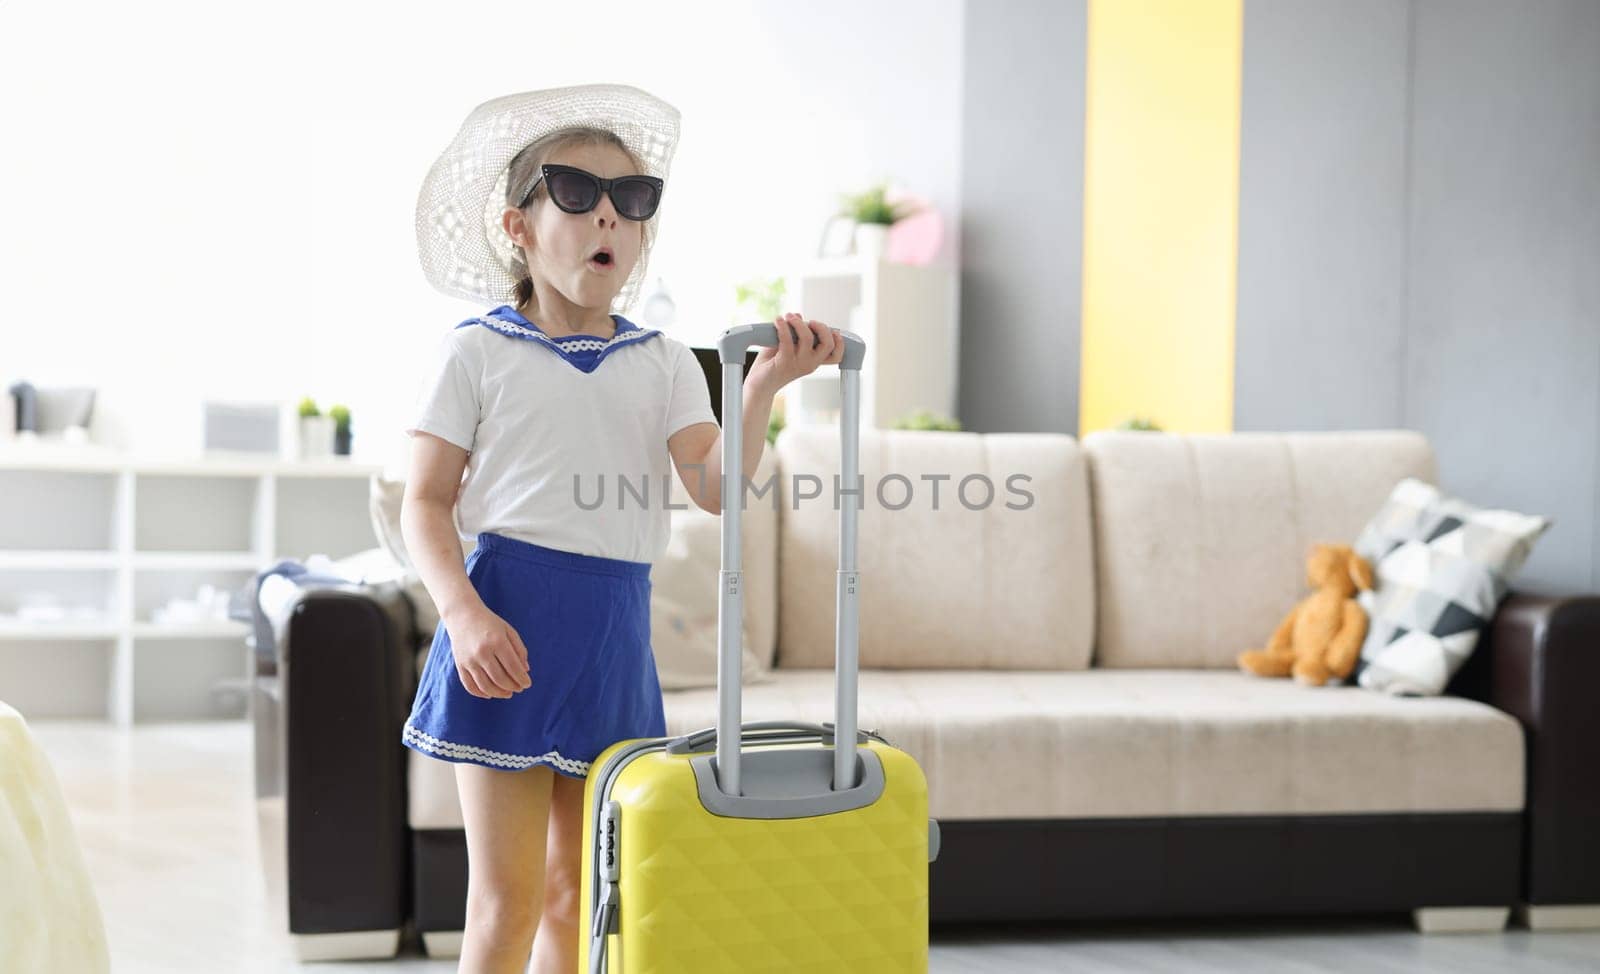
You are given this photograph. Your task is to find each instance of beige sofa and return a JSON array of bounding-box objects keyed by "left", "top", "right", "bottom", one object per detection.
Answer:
[{"left": 256, "top": 428, "right": 1600, "bottom": 961}]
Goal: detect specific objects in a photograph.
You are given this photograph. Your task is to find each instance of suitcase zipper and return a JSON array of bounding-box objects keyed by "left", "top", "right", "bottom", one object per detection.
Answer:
[{"left": 588, "top": 737, "right": 663, "bottom": 974}]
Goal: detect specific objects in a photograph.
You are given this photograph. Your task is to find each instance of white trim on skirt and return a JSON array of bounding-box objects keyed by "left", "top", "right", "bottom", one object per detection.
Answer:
[{"left": 403, "top": 720, "right": 590, "bottom": 776}]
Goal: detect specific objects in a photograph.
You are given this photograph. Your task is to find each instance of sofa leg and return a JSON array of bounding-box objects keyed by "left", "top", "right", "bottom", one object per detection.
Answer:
[
  {"left": 288, "top": 929, "right": 401, "bottom": 961},
  {"left": 421, "top": 930, "right": 464, "bottom": 958},
  {"left": 1412, "top": 907, "right": 1510, "bottom": 933},
  {"left": 1520, "top": 904, "right": 1600, "bottom": 931}
]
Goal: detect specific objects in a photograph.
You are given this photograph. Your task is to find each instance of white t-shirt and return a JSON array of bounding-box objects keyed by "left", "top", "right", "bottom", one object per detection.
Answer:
[{"left": 405, "top": 306, "right": 719, "bottom": 564}]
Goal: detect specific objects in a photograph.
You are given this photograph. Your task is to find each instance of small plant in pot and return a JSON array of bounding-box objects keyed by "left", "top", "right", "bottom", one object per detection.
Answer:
[
  {"left": 733, "top": 276, "right": 787, "bottom": 324},
  {"left": 891, "top": 409, "right": 962, "bottom": 432},
  {"left": 838, "top": 183, "right": 920, "bottom": 258},
  {"left": 1117, "top": 416, "right": 1163, "bottom": 432},
  {"left": 297, "top": 396, "right": 334, "bottom": 459},
  {"left": 767, "top": 395, "right": 786, "bottom": 446},
  {"left": 329, "top": 404, "right": 352, "bottom": 456}
]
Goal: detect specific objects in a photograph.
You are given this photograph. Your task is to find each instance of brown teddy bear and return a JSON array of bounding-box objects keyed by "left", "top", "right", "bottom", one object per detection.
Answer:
[{"left": 1238, "top": 542, "right": 1375, "bottom": 686}]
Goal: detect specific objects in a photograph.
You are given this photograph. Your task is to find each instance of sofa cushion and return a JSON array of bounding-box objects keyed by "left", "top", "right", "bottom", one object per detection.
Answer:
[
  {"left": 660, "top": 671, "right": 1523, "bottom": 821},
  {"left": 405, "top": 669, "right": 1522, "bottom": 827},
  {"left": 773, "top": 428, "right": 1095, "bottom": 670},
  {"left": 1082, "top": 430, "right": 1437, "bottom": 669}
]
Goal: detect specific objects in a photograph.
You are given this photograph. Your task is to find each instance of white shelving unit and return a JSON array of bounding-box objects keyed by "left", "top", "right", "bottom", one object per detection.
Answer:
[
  {"left": 0, "top": 443, "right": 383, "bottom": 725},
  {"left": 784, "top": 255, "right": 959, "bottom": 429}
]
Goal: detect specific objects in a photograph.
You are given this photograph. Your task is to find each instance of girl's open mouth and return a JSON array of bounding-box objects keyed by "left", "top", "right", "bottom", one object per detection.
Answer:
[{"left": 588, "top": 249, "right": 614, "bottom": 271}]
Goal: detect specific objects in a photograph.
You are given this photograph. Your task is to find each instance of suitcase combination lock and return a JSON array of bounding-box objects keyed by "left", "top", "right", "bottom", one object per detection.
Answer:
[{"left": 600, "top": 801, "right": 621, "bottom": 881}]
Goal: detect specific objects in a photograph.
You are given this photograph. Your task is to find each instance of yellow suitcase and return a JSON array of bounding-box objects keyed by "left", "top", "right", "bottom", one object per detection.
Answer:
[{"left": 578, "top": 322, "right": 940, "bottom": 973}]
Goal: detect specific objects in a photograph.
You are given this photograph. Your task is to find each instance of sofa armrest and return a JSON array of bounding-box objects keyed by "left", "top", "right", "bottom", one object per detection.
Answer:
[
  {"left": 257, "top": 582, "right": 419, "bottom": 949},
  {"left": 1459, "top": 592, "right": 1600, "bottom": 906}
]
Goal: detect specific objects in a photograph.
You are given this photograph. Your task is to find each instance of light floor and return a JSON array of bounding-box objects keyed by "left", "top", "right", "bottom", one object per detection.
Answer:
[{"left": 26, "top": 719, "right": 1600, "bottom": 973}]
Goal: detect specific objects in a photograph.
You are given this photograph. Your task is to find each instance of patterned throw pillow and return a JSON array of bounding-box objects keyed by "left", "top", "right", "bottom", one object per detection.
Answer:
[
  {"left": 650, "top": 503, "right": 771, "bottom": 691},
  {"left": 1351, "top": 477, "right": 1550, "bottom": 696}
]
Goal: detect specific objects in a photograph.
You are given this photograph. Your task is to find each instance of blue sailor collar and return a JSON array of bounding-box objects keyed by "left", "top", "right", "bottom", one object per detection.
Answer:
[{"left": 457, "top": 304, "right": 662, "bottom": 374}]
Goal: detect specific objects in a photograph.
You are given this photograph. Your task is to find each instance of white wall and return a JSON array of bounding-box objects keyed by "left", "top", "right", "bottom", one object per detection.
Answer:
[{"left": 0, "top": 0, "right": 963, "bottom": 476}]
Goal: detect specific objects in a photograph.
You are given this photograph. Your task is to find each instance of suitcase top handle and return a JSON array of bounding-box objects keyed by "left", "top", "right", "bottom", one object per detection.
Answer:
[
  {"left": 714, "top": 321, "right": 866, "bottom": 800},
  {"left": 717, "top": 321, "right": 866, "bottom": 370},
  {"left": 665, "top": 720, "right": 890, "bottom": 755}
]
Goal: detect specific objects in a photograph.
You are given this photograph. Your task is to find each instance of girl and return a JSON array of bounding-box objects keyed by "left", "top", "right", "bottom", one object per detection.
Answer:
[{"left": 401, "top": 83, "right": 843, "bottom": 974}]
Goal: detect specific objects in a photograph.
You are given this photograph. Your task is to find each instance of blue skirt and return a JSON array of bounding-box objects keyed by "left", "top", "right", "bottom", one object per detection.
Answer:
[{"left": 401, "top": 531, "right": 665, "bottom": 778}]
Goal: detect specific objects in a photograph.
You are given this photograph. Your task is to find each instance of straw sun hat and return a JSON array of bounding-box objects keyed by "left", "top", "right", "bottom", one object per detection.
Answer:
[{"left": 414, "top": 83, "right": 681, "bottom": 314}]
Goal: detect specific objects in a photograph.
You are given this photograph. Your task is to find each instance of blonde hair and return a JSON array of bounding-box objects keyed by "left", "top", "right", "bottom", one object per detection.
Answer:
[{"left": 504, "top": 126, "right": 652, "bottom": 309}]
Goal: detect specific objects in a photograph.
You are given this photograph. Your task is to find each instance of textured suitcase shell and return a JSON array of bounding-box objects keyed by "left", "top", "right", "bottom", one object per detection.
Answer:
[{"left": 578, "top": 736, "right": 929, "bottom": 972}]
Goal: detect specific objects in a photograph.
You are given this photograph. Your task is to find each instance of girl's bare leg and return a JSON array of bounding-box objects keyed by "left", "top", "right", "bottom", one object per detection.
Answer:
[
  {"left": 531, "top": 769, "right": 588, "bottom": 973},
  {"left": 454, "top": 762, "right": 554, "bottom": 974}
]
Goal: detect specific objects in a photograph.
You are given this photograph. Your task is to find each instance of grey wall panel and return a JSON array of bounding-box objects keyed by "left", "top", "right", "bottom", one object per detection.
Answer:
[
  {"left": 1234, "top": 0, "right": 1413, "bottom": 433},
  {"left": 959, "top": 0, "right": 1599, "bottom": 589},
  {"left": 1230, "top": 0, "right": 1599, "bottom": 592},
  {"left": 958, "top": 0, "right": 1086, "bottom": 433},
  {"left": 1406, "top": 0, "right": 1600, "bottom": 594}
]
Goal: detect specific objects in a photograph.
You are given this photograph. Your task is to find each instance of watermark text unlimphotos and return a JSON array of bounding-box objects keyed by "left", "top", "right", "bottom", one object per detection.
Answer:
[{"left": 572, "top": 465, "right": 1036, "bottom": 511}]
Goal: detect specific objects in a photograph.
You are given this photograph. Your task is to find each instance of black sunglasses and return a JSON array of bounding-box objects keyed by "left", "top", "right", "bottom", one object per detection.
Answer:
[{"left": 518, "top": 164, "right": 664, "bottom": 221}]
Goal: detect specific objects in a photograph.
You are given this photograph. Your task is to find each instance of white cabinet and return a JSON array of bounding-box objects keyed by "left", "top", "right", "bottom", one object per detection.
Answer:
[
  {"left": 783, "top": 256, "right": 959, "bottom": 430},
  {"left": 0, "top": 445, "right": 382, "bottom": 725}
]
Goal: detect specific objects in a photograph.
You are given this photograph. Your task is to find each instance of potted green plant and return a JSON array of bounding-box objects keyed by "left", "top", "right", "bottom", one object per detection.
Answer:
[
  {"left": 733, "top": 276, "right": 787, "bottom": 324},
  {"left": 296, "top": 396, "right": 334, "bottom": 459},
  {"left": 767, "top": 395, "right": 786, "bottom": 446},
  {"left": 329, "top": 404, "right": 352, "bottom": 456},
  {"left": 891, "top": 409, "right": 962, "bottom": 431},
  {"left": 1116, "top": 416, "right": 1163, "bottom": 432},
  {"left": 838, "top": 183, "right": 920, "bottom": 258}
]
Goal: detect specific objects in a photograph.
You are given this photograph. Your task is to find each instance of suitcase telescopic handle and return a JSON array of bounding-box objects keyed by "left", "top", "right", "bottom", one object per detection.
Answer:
[{"left": 713, "top": 321, "right": 865, "bottom": 799}]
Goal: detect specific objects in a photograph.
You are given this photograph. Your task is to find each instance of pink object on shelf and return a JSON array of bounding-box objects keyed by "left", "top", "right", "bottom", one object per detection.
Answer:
[{"left": 884, "top": 193, "right": 944, "bottom": 265}]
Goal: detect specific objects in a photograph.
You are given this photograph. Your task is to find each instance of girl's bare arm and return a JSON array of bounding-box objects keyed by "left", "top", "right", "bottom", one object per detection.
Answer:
[{"left": 401, "top": 432, "right": 484, "bottom": 626}]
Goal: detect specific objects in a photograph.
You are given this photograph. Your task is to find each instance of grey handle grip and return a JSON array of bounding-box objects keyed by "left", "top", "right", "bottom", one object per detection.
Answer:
[
  {"left": 665, "top": 720, "right": 888, "bottom": 755},
  {"left": 718, "top": 321, "right": 865, "bottom": 371}
]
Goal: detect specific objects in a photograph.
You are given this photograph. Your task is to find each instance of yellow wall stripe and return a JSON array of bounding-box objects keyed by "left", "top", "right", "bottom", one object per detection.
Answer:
[{"left": 1080, "top": 0, "right": 1243, "bottom": 435}]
